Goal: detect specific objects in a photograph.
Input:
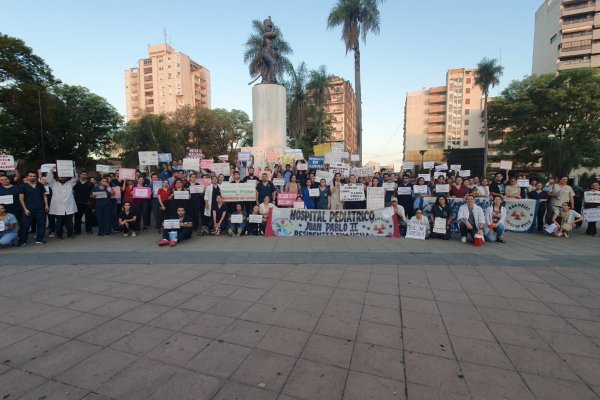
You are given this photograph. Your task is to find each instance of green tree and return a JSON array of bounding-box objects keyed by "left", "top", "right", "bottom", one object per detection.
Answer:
[
  {"left": 0, "top": 32, "right": 55, "bottom": 86},
  {"left": 488, "top": 69, "right": 600, "bottom": 177},
  {"left": 307, "top": 65, "right": 333, "bottom": 145},
  {"left": 327, "top": 0, "right": 384, "bottom": 160},
  {"left": 475, "top": 57, "right": 504, "bottom": 178},
  {"left": 286, "top": 62, "right": 309, "bottom": 148},
  {"left": 243, "top": 19, "right": 293, "bottom": 83}
]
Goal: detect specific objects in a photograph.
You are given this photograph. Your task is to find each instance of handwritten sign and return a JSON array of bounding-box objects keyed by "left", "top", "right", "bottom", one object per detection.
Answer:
[
  {"left": 277, "top": 193, "right": 297, "bottom": 207},
  {"left": 383, "top": 182, "right": 396, "bottom": 191},
  {"left": 230, "top": 214, "right": 243, "bottom": 224},
  {"left": 296, "top": 162, "right": 308, "bottom": 171},
  {"left": 56, "top": 160, "right": 74, "bottom": 178},
  {"left": 249, "top": 214, "right": 263, "bottom": 223},
  {"left": 517, "top": 179, "right": 530, "bottom": 188},
  {"left": 367, "top": 187, "right": 385, "bottom": 210},
  {"left": 423, "top": 161, "right": 435, "bottom": 169},
  {"left": 119, "top": 168, "right": 136, "bottom": 181},
  {"left": 459, "top": 170, "right": 471, "bottom": 178},
  {"left": 272, "top": 178, "right": 285, "bottom": 187},
  {"left": 174, "top": 191, "right": 190, "bottom": 200},
  {"left": 397, "top": 187, "right": 412, "bottom": 195},
  {"left": 413, "top": 185, "right": 429, "bottom": 194},
  {"left": 219, "top": 182, "right": 257, "bottom": 202},
  {"left": 500, "top": 160, "right": 513, "bottom": 170},
  {"left": 583, "top": 208, "right": 600, "bottom": 222},
  {"left": 189, "top": 184, "right": 204, "bottom": 194},
  {"left": 352, "top": 167, "right": 375, "bottom": 177},
  {"left": 132, "top": 187, "right": 151, "bottom": 199},
  {"left": 0, "top": 155, "right": 15, "bottom": 170},
  {"left": 433, "top": 218, "right": 447, "bottom": 234},
  {"left": 93, "top": 191, "right": 107, "bottom": 199},
  {"left": 182, "top": 158, "right": 200, "bottom": 171},
  {"left": 435, "top": 163, "right": 448, "bottom": 171},
  {"left": 340, "top": 185, "right": 365, "bottom": 201},
  {"left": 200, "top": 159, "right": 213, "bottom": 169},
  {"left": 138, "top": 151, "right": 158, "bottom": 166},
  {"left": 450, "top": 164, "right": 461, "bottom": 171},
  {"left": 212, "top": 163, "right": 231, "bottom": 176},
  {"left": 96, "top": 164, "right": 110, "bottom": 173},
  {"left": 293, "top": 201, "right": 305, "bottom": 209},
  {"left": 417, "top": 174, "right": 431, "bottom": 182},
  {"left": 186, "top": 148, "right": 204, "bottom": 159},
  {"left": 316, "top": 170, "right": 334, "bottom": 185},
  {"left": 0, "top": 195, "right": 14, "bottom": 204},
  {"left": 158, "top": 153, "right": 172, "bottom": 163},
  {"left": 402, "top": 162, "right": 415, "bottom": 170},
  {"left": 163, "top": 219, "right": 180, "bottom": 229},
  {"left": 436, "top": 184, "right": 450, "bottom": 193},
  {"left": 584, "top": 191, "right": 600, "bottom": 204},
  {"left": 41, "top": 163, "right": 55, "bottom": 173},
  {"left": 381, "top": 207, "right": 395, "bottom": 219},
  {"left": 351, "top": 154, "right": 360, "bottom": 162},
  {"left": 405, "top": 222, "right": 426, "bottom": 240},
  {"left": 238, "top": 152, "right": 251, "bottom": 162},
  {"left": 308, "top": 188, "right": 319, "bottom": 197}
]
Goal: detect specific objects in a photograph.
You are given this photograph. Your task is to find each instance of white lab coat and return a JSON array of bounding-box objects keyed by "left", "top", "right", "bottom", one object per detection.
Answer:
[
  {"left": 457, "top": 204, "right": 486, "bottom": 227},
  {"left": 46, "top": 171, "right": 78, "bottom": 216}
]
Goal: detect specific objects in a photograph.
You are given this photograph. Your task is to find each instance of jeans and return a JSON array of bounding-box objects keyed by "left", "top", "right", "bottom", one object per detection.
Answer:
[
  {"left": 0, "top": 231, "right": 18, "bottom": 246},
  {"left": 20, "top": 208, "right": 46, "bottom": 244},
  {"left": 230, "top": 222, "right": 246, "bottom": 234},
  {"left": 74, "top": 202, "right": 93, "bottom": 233},
  {"left": 54, "top": 214, "right": 74, "bottom": 239},
  {"left": 484, "top": 223, "right": 505, "bottom": 242},
  {"left": 95, "top": 204, "right": 113, "bottom": 235}
]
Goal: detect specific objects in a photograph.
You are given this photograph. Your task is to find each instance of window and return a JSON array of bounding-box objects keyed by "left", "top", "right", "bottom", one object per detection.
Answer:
[
  {"left": 465, "top": 99, "right": 470, "bottom": 105},
  {"left": 463, "top": 140, "right": 469, "bottom": 146},
  {"left": 550, "top": 33, "right": 558, "bottom": 44},
  {"left": 464, "top": 120, "right": 470, "bottom": 126},
  {"left": 145, "top": 91, "right": 153, "bottom": 97},
  {"left": 465, "top": 109, "right": 470, "bottom": 115},
  {"left": 464, "top": 129, "right": 469, "bottom": 136},
  {"left": 466, "top": 78, "right": 471, "bottom": 84},
  {"left": 466, "top": 88, "right": 470, "bottom": 94}
]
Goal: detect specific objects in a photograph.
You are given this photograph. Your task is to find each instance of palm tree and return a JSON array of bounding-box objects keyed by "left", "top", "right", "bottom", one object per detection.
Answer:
[
  {"left": 327, "top": 0, "right": 384, "bottom": 161},
  {"left": 307, "top": 65, "right": 333, "bottom": 145},
  {"left": 243, "top": 19, "right": 293, "bottom": 84},
  {"left": 475, "top": 58, "right": 504, "bottom": 178},
  {"left": 286, "top": 62, "right": 309, "bottom": 147}
]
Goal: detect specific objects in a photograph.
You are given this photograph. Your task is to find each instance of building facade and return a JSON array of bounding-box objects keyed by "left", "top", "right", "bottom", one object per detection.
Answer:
[
  {"left": 533, "top": 0, "right": 600, "bottom": 75},
  {"left": 125, "top": 43, "right": 210, "bottom": 121},
  {"left": 403, "top": 68, "right": 484, "bottom": 167},
  {"left": 323, "top": 76, "right": 357, "bottom": 154}
]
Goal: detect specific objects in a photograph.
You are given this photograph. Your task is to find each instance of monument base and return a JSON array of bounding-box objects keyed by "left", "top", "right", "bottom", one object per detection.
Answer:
[{"left": 252, "top": 84, "right": 287, "bottom": 167}]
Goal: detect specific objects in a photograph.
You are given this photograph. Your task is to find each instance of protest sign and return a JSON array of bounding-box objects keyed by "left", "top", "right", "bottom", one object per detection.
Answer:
[
  {"left": 151, "top": 181, "right": 162, "bottom": 196},
  {"left": 158, "top": 153, "right": 172, "bottom": 163},
  {"left": 230, "top": 214, "right": 243, "bottom": 224},
  {"left": 249, "top": 214, "right": 263, "bottom": 223},
  {"left": 181, "top": 158, "right": 199, "bottom": 171},
  {"left": 186, "top": 148, "right": 204, "bottom": 159},
  {"left": 293, "top": 201, "right": 305, "bottom": 209},
  {"left": 265, "top": 208, "right": 400, "bottom": 237},
  {"left": 0, "top": 195, "right": 13, "bottom": 204},
  {"left": 272, "top": 178, "right": 285, "bottom": 187},
  {"left": 41, "top": 164, "right": 55, "bottom": 173},
  {"left": 138, "top": 151, "right": 158, "bottom": 166},
  {"left": 352, "top": 167, "right": 375, "bottom": 177},
  {"left": 381, "top": 207, "right": 395, "bottom": 219},
  {"left": 545, "top": 223, "right": 557, "bottom": 234},
  {"left": 0, "top": 221, "right": 4, "bottom": 231},
  {"left": 313, "top": 143, "right": 331, "bottom": 156},
  {"left": 329, "top": 162, "right": 350, "bottom": 178},
  {"left": 367, "top": 187, "right": 385, "bottom": 210},
  {"left": 212, "top": 163, "right": 231, "bottom": 176},
  {"left": 308, "top": 188, "right": 319, "bottom": 197},
  {"left": 324, "top": 152, "right": 342, "bottom": 164},
  {"left": 296, "top": 162, "right": 308, "bottom": 171},
  {"left": 200, "top": 159, "right": 213, "bottom": 169},
  {"left": 423, "top": 161, "right": 435, "bottom": 169},
  {"left": 434, "top": 172, "right": 447, "bottom": 180},
  {"left": 433, "top": 218, "right": 447, "bottom": 234},
  {"left": 584, "top": 191, "right": 600, "bottom": 204},
  {"left": 517, "top": 179, "right": 530, "bottom": 188},
  {"left": 402, "top": 162, "right": 415, "bottom": 170},
  {"left": 417, "top": 173, "right": 431, "bottom": 182},
  {"left": 340, "top": 185, "right": 366, "bottom": 202},
  {"left": 238, "top": 152, "right": 251, "bottom": 162},
  {"left": 285, "top": 149, "right": 304, "bottom": 160},
  {"left": 132, "top": 187, "right": 151, "bottom": 199},
  {"left": 96, "top": 164, "right": 110, "bottom": 173},
  {"left": 174, "top": 191, "right": 190, "bottom": 200},
  {"left": 308, "top": 156, "right": 324, "bottom": 169},
  {"left": 189, "top": 184, "right": 204, "bottom": 194},
  {"left": 56, "top": 160, "right": 74, "bottom": 178},
  {"left": 405, "top": 222, "right": 426, "bottom": 240},
  {"left": 219, "top": 182, "right": 256, "bottom": 202},
  {"left": 316, "top": 170, "right": 334, "bottom": 185},
  {"left": 112, "top": 186, "right": 121, "bottom": 200},
  {"left": 163, "top": 219, "right": 180, "bottom": 229},
  {"left": 92, "top": 191, "right": 107, "bottom": 199},
  {"left": 0, "top": 155, "right": 15, "bottom": 170},
  {"left": 331, "top": 142, "right": 345, "bottom": 152},
  {"left": 450, "top": 164, "right": 461, "bottom": 171},
  {"left": 583, "top": 208, "right": 600, "bottom": 222},
  {"left": 119, "top": 168, "right": 136, "bottom": 181},
  {"left": 459, "top": 170, "right": 471, "bottom": 178},
  {"left": 500, "top": 160, "right": 513, "bottom": 170},
  {"left": 435, "top": 184, "right": 450, "bottom": 193},
  {"left": 382, "top": 182, "right": 395, "bottom": 191},
  {"left": 435, "top": 163, "right": 448, "bottom": 171},
  {"left": 277, "top": 193, "right": 297, "bottom": 207},
  {"left": 351, "top": 154, "right": 360, "bottom": 162},
  {"left": 397, "top": 187, "right": 412, "bottom": 195},
  {"left": 413, "top": 185, "right": 428, "bottom": 194}
]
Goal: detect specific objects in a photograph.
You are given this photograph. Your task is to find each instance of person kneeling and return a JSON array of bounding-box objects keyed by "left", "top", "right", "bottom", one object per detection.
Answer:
[
  {"left": 457, "top": 195, "right": 486, "bottom": 243},
  {"left": 484, "top": 195, "right": 507, "bottom": 243},
  {"left": 228, "top": 203, "right": 247, "bottom": 237},
  {"left": 551, "top": 202, "right": 583, "bottom": 238},
  {"left": 209, "top": 195, "right": 228, "bottom": 236},
  {"left": 158, "top": 207, "right": 193, "bottom": 247}
]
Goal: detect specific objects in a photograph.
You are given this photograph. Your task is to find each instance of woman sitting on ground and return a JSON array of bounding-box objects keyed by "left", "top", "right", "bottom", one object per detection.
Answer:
[
  {"left": 484, "top": 195, "right": 507, "bottom": 243},
  {"left": 551, "top": 202, "right": 583, "bottom": 238},
  {"left": 409, "top": 208, "right": 431, "bottom": 239},
  {"left": 0, "top": 204, "right": 18, "bottom": 247},
  {"left": 430, "top": 195, "right": 453, "bottom": 240}
]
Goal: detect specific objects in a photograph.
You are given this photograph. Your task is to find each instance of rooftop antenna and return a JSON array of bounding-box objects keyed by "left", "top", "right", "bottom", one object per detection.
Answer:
[{"left": 163, "top": 28, "right": 167, "bottom": 45}]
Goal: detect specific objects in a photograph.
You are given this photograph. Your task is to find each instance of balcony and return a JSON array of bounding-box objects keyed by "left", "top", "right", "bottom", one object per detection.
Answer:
[
  {"left": 429, "top": 86, "right": 446, "bottom": 94},
  {"left": 427, "top": 134, "right": 445, "bottom": 144},
  {"left": 562, "top": 1, "right": 596, "bottom": 17},
  {"left": 429, "top": 105, "right": 446, "bottom": 114},
  {"left": 559, "top": 56, "right": 591, "bottom": 70},
  {"left": 561, "top": 14, "right": 594, "bottom": 30},
  {"left": 559, "top": 40, "right": 593, "bottom": 57},
  {"left": 428, "top": 124, "right": 445, "bottom": 134},
  {"left": 428, "top": 114, "right": 445, "bottom": 124},
  {"left": 429, "top": 95, "right": 446, "bottom": 104}
]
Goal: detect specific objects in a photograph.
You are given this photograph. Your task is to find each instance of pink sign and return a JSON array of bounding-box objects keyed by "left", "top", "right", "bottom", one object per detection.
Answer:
[
  {"left": 132, "top": 187, "right": 151, "bottom": 199},
  {"left": 277, "top": 193, "right": 297, "bottom": 207},
  {"left": 119, "top": 168, "right": 136, "bottom": 181},
  {"left": 201, "top": 159, "right": 213, "bottom": 169},
  {"left": 186, "top": 148, "right": 204, "bottom": 159}
]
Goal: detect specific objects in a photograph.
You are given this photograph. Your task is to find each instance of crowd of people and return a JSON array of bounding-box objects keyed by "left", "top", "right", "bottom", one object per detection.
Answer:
[{"left": 0, "top": 159, "right": 597, "bottom": 248}]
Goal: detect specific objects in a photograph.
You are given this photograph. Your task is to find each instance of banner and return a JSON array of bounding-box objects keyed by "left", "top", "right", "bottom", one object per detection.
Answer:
[
  {"left": 308, "top": 156, "right": 324, "bottom": 169},
  {"left": 313, "top": 143, "right": 331, "bottom": 156},
  {"left": 277, "top": 193, "right": 297, "bottom": 207},
  {"left": 352, "top": 167, "right": 375, "bottom": 177},
  {"left": 212, "top": 163, "right": 231, "bottom": 176},
  {"left": 219, "top": 182, "right": 256, "bottom": 202},
  {"left": 182, "top": 158, "right": 200, "bottom": 171},
  {"left": 266, "top": 208, "right": 400, "bottom": 237},
  {"left": 340, "top": 185, "right": 365, "bottom": 202}
]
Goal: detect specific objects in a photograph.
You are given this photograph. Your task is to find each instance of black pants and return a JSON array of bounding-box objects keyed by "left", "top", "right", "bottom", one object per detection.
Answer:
[
  {"left": 75, "top": 203, "right": 93, "bottom": 234},
  {"left": 55, "top": 214, "right": 74, "bottom": 239},
  {"left": 19, "top": 208, "right": 46, "bottom": 244},
  {"left": 535, "top": 202, "right": 546, "bottom": 231},
  {"left": 459, "top": 222, "right": 478, "bottom": 239}
]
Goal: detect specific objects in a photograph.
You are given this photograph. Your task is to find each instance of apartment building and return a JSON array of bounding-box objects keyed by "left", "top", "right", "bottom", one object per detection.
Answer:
[
  {"left": 324, "top": 76, "right": 357, "bottom": 154},
  {"left": 125, "top": 43, "right": 210, "bottom": 121},
  {"left": 533, "top": 0, "right": 600, "bottom": 74}
]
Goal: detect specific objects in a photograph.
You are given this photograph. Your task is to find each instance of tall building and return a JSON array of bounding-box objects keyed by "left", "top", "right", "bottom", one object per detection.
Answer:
[
  {"left": 533, "top": 0, "right": 600, "bottom": 75},
  {"left": 324, "top": 76, "right": 357, "bottom": 154},
  {"left": 125, "top": 43, "right": 210, "bottom": 121},
  {"left": 403, "top": 68, "right": 484, "bottom": 166}
]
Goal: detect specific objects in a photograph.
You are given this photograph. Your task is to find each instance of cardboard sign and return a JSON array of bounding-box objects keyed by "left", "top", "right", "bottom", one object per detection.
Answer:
[
  {"left": 132, "top": 187, "right": 151, "bottom": 199},
  {"left": 174, "top": 191, "right": 190, "bottom": 200},
  {"left": 450, "top": 164, "right": 461, "bottom": 171},
  {"left": 238, "top": 152, "right": 251, "bottom": 162},
  {"left": 163, "top": 219, "right": 180, "bottom": 229},
  {"left": 500, "top": 160, "right": 513, "bottom": 170},
  {"left": 351, "top": 154, "right": 360, "bottom": 162},
  {"left": 308, "top": 156, "right": 324, "bottom": 169},
  {"left": 96, "top": 164, "right": 110, "bottom": 173},
  {"left": 212, "top": 163, "right": 231, "bottom": 176},
  {"left": 406, "top": 222, "right": 426, "bottom": 240},
  {"left": 436, "top": 184, "right": 450, "bottom": 193},
  {"left": 459, "top": 170, "right": 471, "bottom": 178},
  {"left": 413, "top": 185, "right": 429, "bottom": 194},
  {"left": 383, "top": 182, "right": 396, "bottom": 191},
  {"left": 418, "top": 174, "right": 431, "bottom": 182},
  {"left": 367, "top": 187, "right": 385, "bottom": 210},
  {"left": 0, "top": 155, "right": 15, "bottom": 170},
  {"left": 433, "top": 218, "right": 447, "bottom": 234},
  {"left": 397, "top": 187, "right": 412, "bottom": 195},
  {"left": 293, "top": 201, "right": 305, "bottom": 209},
  {"left": 0, "top": 195, "right": 14, "bottom": 204},
  {"left": 296, "top": 162, "right": 308, "bottom": 171},
  {"left": 249, "top": 214, "right": 263, "bottom": 223},
  {"left": 402, "top": 162, "right": 415, "bottom": 170},
  {"left": 277, "top": 193, "right": 297, "bottom": 207},
  {"left": 435, "top": 163, "right": 448, "bottom": 172},
  {"left": 230, "top": 214, "right": 243, "bottom": 224},
  {"left": 517, "top": 179, "right": 530, "bottom": 188},
  {"left": 308, "top": 188, "right": 319, "bottom": 197},
  {"left": 119, "top": 168, "right": 136, "bottom": 181},
  {"left": 584, "top": 191, "right": 600, "bottom": 204},
  {"left": 200, "top": 159, "right": 213, "bottom": 169},
  {"left": 423, "top": 161, "right": 435, "bottom": 169},
  {"left": 56, "top": 160, "right": 74, "bottom": 178},
  {"left": 138, "top": 151, "right": 158, "bottom": 166},
  {"left": 182, "top": 158, "right": 200, "bottom": 171},
  {"left": 189, "top": 184, "right": 204, "bottom": 194},
  {"left": 158, "top": 153, "right": 172, "bottom": 163},
  {"left": 340, "top": 185, "right": 366, "bottom": 202}
]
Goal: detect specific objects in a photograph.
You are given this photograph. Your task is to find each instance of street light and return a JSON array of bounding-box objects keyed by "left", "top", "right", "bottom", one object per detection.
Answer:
[
  {"left": 419, "top": 149, "right": 427, "bottom": 172},
  {"left": 37, "top": 80, "right": 61, "bottom": 162},
  {"left": 547, "top": 133, "right": 555, "bottom": 179}
]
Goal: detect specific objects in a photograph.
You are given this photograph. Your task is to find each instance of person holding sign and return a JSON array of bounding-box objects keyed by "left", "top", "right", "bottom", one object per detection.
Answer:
[
  {"left": 449, "top": 177, "right": 468, "bottom": 199},
  {"left": 245, "top": 205, "right": 264, "bottom": 235},
  {"left": 477, "top": 178, "right": 491, "bottom": 198},
  {"left": 46, "top": 171, "right": 78, "bottom": 240},
  {"left": 157, "top": 180, "right": 172, "bottom": 230},
  {"left": 551, "top": 202, "right": 583, "bottom": 238},
  {"left": 396, "top": 174, "right": 414, "bottom": 218},
  {"left": 584, "top": 181, "right": 600, "bottom": 236},
  {"left": 528, "top": 182, "right": 549, "bottom": 232},
  {"left": 390, "top": 197, "right": 407, "bottom": 235},
  {"left": 228, "top": 203, "right": 247, "bottom": 236},
  {"left": 169, "top": 179, "right": 190, "bottom": 218},
  {"left": 187, "top": 173, "right": 204, "bottom": 233},
  {"left": 412, "top": 177, "right": 431, "bottom": 212},
  {"left": 316, "top": 179, "right": 331, "bottom": 210},
  {"left": 457, "top": 194, "right": 486, "bottom": 243},
  {"left": 0, "top": 175, "right": 22, "bottom": 223},
  {"left": 259, "top": 195, "right": 277, "bottom": 222},
  {"left": 301, "top": 179, "right": 316, "bottom": 209},
  {"left": 210, "top": 195, "right": 228, "bottom": 236},
  {"left": 430, "top": 195, "right": 453, "bottom": 240},
  {"left": 132, "top": 177, "right": 151, "bottom": 232},
  {"left": 256, "top": 173, "right": 277, "bottom": 205},
  {"left": 92, "top": 177, "right": 113, "bottom": 237},
  {"left": 18, "top": 171, "right": 49, "bottom": 245},
  {"left": 484, "top": 196, "right": 507, "bottom": 243},
  {"left": 489, "top": 173, "right": 508, "bottom": 198},
  {"left": 0, "top": 204, "right": 18, "bottom": 247},
  {"left": 504, "top": 178, "right": 521, "bottom": 199},
  {"left": 409, "top": 209, "right": 430, "bottom": 239},
  {"left": 330, "top": 173, "right": 345, "bottom": 211},
  {"left": 549, "top": 176, "right": 575, "bottom": 216},
  {"left": 158, "top": 207, "right": 193, "bottom": 246},
  {"left": 73, "top": 171, "right": 94, "bottom": 235}
]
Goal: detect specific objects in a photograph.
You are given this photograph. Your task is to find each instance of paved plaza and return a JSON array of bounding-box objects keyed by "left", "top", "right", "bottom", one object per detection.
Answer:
[{"left": 1, "top": 230, "right": 599, "bottom": 399}]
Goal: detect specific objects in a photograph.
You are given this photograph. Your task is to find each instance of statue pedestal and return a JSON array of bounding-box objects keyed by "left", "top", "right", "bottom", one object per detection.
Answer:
[{"left": 252, "top": 84, "right": 286, "bottom": 166}]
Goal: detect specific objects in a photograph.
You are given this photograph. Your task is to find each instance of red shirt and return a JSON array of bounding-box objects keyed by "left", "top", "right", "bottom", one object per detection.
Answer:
[{"left": 157, "top": 187, "right": 171, "bottom": 202}]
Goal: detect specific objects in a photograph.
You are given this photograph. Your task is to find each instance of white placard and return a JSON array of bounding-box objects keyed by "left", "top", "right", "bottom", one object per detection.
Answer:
[
  {"left": 517, "top": 179, "right": 530, "bottom": 188},
  {"left": 413, "top": 185, "right": 429, "bottom": 194},
  {"left": 423, "top": 161, "right": 435, "bottom": 169},
  {"left": 230, "top": 214, "right": 243, "bottom": 224},
  {"left": 41, "top": 163, "right": 55, "bottom": 173},
  {"left": 163, "top": 219, "right": 180, "bottom": 229},
  {"left": 584, "top": 191, "right": 600, "bottom": 204},
  {"left": 367, "top": 187, "right": 385, "bottom": 210},
  {"left": 459, "top": 170, "right": 471, "bottom": 178},
  {"left": 583, "top": 208, "right": 600, "bottom": 222},
  {"left": 435, "top": 163, "right": 448, "bottom": 171},
  {"left": 383, "top": 182, "right": 396, "bottom": 191},
  {"left": 212, "top": 163, "right": 231, "bottom": 176},
  {"left": 249, "top": 214, "right": 263, "bottom": 223},
  {"left": 450, "top": 164, "right": 461, "bottom": 171},
  {"left": 238, "top": 152, "right": 251, "bottom": 162},
  {"left": 316, "top": 170, "right": 334, "bottom": 185},
  {"left": 433, "top": 218, "right": 447, "bottom": 234},
  {"left": 405, "top": 222, "right": 426, "bottom": 240},
  {"left": 296, "top": 162, "right": 308, "bottom": 171},
  {"left": 293, "top": 201, "right": 305, "bottom": 209},
  {"left": 182, "top": 158, "right": 200, "bottom": 171},
  {"left": 93, "top": 191, "right": 107, "bottom": 199},
  {"left": 545, "top": 223, "right": 557, "bottom": 234},
  {"left": 0, "top": 195, "right": 13, "bottom": 204},
  {"left": 96, "top": 164, "right": 110, "bottom": 173},
  {"left": 340, "top": 185, "right": 365, "bottom": 202},
  {"left": 402, "top": 162, "right": 415, "bottom": 170},
  {"left": 435, "top": 172, "right": 447, "bottom": 180},
  {"left": 351, "top": 154, "right": 360, "bottom": 162},
  {"left": 138, "top": 151, "right": 158, "bottom": 166},
  {"left": 500, "top": 160, "right": 513, "bottom": 170},
  {"left": 308, "top": 188, "right": 319, "bottom": 197},
  {"left": 381, "top": 207, "right": 395, "bottom": 219},
  {"left": 436, "top": 184, "right": 450, "bottom": 193},
  {"left": 174, "top": 190, "right": 190, "bottom": 200},
  {"left": 56, "top": 160, "right": 74, "bottom": 178},
  {"left": 417, "top": 174, "right": 431, "bottom": 182},
  {"left": 272, "top": 178, "right": 285, "bottom": 187},
  {"left": 0, "top": 220, "right": 5, "bottom": 232},
  {"left": 352, "top": 167, "right": 375, "bottom": 177},
  {"left": 189, "top": 184, "right": 204, "bottom": 194},
  {"left": 0, "top": 155, "right": 15, "bottom": 170},
  {"left": 397, "top": 187, "right": 412, "bottom": 195}
]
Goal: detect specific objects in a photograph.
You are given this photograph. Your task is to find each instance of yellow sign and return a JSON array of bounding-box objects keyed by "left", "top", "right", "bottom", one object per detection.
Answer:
[{"left": 313, "top": 143, "right": 332, "bottom": 156}]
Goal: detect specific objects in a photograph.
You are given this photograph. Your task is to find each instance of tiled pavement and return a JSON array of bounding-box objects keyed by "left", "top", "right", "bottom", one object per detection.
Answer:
[{"left": 0, "top": 233, "right": 600, "bottom": 399}]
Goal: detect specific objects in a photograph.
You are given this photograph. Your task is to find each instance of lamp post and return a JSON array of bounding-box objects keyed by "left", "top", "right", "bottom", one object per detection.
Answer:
[
  {"left": 547, "top": 133, "right": 555, "bottom": 179},
  {"left": 419, "top": 149, "right": 427, "bottom": 172},
  {"left": 36, "top": 80, "right": 61, "bottom": 163}
]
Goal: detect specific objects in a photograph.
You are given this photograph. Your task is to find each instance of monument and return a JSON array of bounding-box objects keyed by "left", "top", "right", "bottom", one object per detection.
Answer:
[{"left": 251, "top": 17, "right": 287, "bottom": 166}]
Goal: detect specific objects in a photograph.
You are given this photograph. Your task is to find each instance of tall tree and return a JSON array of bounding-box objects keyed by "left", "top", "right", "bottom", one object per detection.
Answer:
[
  {"left": 327, "top": 0, "right": 383, "bottom": 160},
  {"left": 488, "top": 69, "right": 600, "bottom": 177},
  {"left": 475, "top": 57, "right": 504, "bottom": 178},
  {"left": 307, "top": 65, "right": 333, "bottom": 144},
  {"left": 286, "top": 62, "right": 309, "bottom": 148},
  {"left": 0, "top": 32, "right": 55, "bottom": 86},
  {"left": 243, "top": 19, "right": 293, "bottom": 84}
]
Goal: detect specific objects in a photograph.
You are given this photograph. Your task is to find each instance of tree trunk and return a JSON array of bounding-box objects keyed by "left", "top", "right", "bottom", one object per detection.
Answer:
[
  {"left": 317, "top": 108, "right": 323, "bottom": 144},
  {"left": 483, "top": 92, "right": 489, "bottom": 179},
  {"left": 354, "top": 45, "right": 362, "bottom": 164}
]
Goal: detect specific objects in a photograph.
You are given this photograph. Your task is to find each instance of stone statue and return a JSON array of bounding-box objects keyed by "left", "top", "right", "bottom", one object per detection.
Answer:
[{"left": 261, "top": 16, "right": 278, "bottom": 84}]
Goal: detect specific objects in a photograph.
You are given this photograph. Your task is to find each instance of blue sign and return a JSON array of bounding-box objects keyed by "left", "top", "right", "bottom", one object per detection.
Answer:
[
  {"left": 308, "top": 156, "right": 324, "bottom": 169},
  {"left": 158, "top": 153, "right": 172, "bottom": 163}
]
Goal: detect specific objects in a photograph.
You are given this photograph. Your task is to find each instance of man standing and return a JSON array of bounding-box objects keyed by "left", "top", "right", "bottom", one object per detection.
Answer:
[
  {"left": 73, "top": 170, "right": 94, "bottom": 234},
  {"left": 46, "top": 170, "right": 78, "bottom": 240},
  {"left": 242, "top": 167, "right": 260, "bottom": 214},
  {"left": 18, "top": 170, "right": 48, "bottom": 245},
  {"left": 256, "top": 173, "right": 277, "bottom": 205},
  {"left": 489, "top": 172, "right": 508, "bottom": 198},
  {"left": 396, "top": 174, "right": 414, "bottom": 218},
  {"left": 457, "top": 194, "right": 486, "bottom": 243},
  {"left": 549, "top": 176, "right": 575, "bottom": 216}
]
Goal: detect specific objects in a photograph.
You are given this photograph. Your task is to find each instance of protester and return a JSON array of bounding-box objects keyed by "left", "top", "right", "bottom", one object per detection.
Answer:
[
  {"left": 505, "top": 178, "right": 521, "bottom": 199},
  {"left": 390, "top": 197, "right": 407, "bottom": 235},
  {"left": 92, "top": 177, "right": 113, "bottom": 237},
  {"left": 549, "top": 176, "right": 575, "bottom": 215},
  {"left": 449, "top": 177, "right": 468, "bottom": 198},
  {"left": 551, "top": 202, "right": 583, "bottom": 238},
  {"left": 245, "top": 205, "right": 264, "bottom": 235},
  {"left": 46, "top": 171, "right": 78, "bottom": 240},
  {"left": 284, "top": 174, "right": 300, "bottom": 196},
  {"left": 158, "top": 207, "right": 193, "bottom": 246},
  {"left": 0, "top": 175, "right": 22, "bottom": 223},
  {"left": 119, "top": 201, "right": 137, "bottom": 237},
  {"left": 256, "top": 173, "right": 277, "bottom": 205},
  {"left": 412, "top": 177, "right": 430, "bottom": 211},
  {"left": 18, "top": 171, "right": 49, "bottom": 245},
  {"left": 584, "top": 181, "right": 600, "bottom": 236},
  {"left": 430, "top": 195, "right": 453, "bottom": 240},
  {"left": 228, "top": 203, "right": 247, "bottom": 237},
  {"left": 302, "top": 179, "right": 316, "bottom": 209},
  {"left": 72, "top": 170, "right": 94, "bottom": 235},
  {"left": 489, "top": 172, "right": 508, "bottom": 198},
  {"left": 0, "top": 204, "right": 18, "bottom": 247},
  {"left": 484, "top": 195, "right": 507, "bottom": 243},
  {"left": 409, "top": 208, "right": 430, "bottom": 239},
  {"left": 528, "top": 182, "right": 549, "bottom": 232},
  {"left": 210, "top": 195, "right": 228, "bottom": 236},
  {"left": 330, "top": 173, "right": 344, "bottom": 210},
  {"left": 187, "top": 173, "right": 204, "bottom": 232},
  {"left": 457, "top": 194, "right": 486, "bottom": 243},
  {"left": 316, "top": 179, "right": 331, "bottom": 210},
  {"left": 397, "top": 174, "right": 414, "bottom": 217}
]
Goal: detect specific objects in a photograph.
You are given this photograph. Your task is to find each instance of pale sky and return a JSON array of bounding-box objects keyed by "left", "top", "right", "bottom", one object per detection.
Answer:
[{"left": 1, "top": 0, "right": 542, "bottom": 165}]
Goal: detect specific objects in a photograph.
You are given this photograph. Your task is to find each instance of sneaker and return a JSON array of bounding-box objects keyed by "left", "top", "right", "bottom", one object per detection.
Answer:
[
  {"left": 123, "top": 233, "right": 129, "bottom": 237},
  {"left": 564, "top": 231, "right": 570, "bottom": 238},
  {"left": 35, "top": 240, "right": 47, "bottom": 244},
  {"left": 18, "top": 242, "right": 27, "bottom": 247},
  {"left": 48, "top": 232, "right": 56, "bottom": 238},
  {"left": 131, "top": 232, "right": 137, "bottom": 237},
  {"left": 169, "top": 240, "right": 177, "bottom": 247},
  {"left": 158, "top": 239, "right": 170, "bottom": 246},
  {"left": 228, "top": 229, "right": 234, "bottom": 236},
  {"left": 461, "top": 236, "right": 467, "bottom": 243},
  {"left": 497, "top": 237, "right": 506, "bottom": 243},
  {"left": 236, "top": 229, "right": 242, "bottom": 237}
]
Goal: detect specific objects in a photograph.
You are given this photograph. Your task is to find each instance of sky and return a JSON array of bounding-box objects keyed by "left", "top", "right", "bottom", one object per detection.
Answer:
[{"left": 1, "top": 0, "right": 542, "bottom": 166}]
